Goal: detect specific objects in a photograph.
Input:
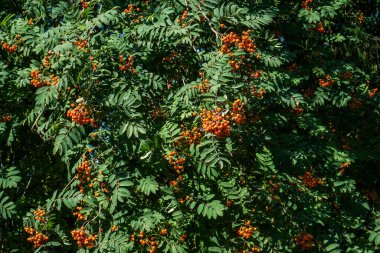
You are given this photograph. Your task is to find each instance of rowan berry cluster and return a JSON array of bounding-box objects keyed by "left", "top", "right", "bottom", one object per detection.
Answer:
[
  {"left": 237, "top": 220, "right": 257, "bottom": 239},
  {"left": 71, "top": 227, "right": 97, "bottom": 248},
  {"left": 42, "top": 50, "right": 55, "bottom": 67},
  {"left": 24, "top": 227, "right": 49, "bottom": 248},
  {"left": 315, "top": 22, "right": 325, "bottom": 33},
  {"left": 176, "top": 127, "right": 202, "bottom": 146},
  {"left": 123, "top": 4, "right": 140, "bottom": 14},
  {"left": 293, "top": 106, "right": 304, "bottom": 115},
  {"left": 358, "top": 11, "right": 364, "bottom": 24},
  {"left": 29, "top": 70, "right": 59, "bottom": 88},
  {"left": 138, "top": 231, "right": 159, "bottom": 253},
  {"left": 231, "top": 99, "right": 246, "bottom": 125},
  {"left": 159, "top": 228, "right": 168, "bottom": 235},
  {"left": 339, "top": 162, "right": 349, "bottom": 175},
  {"left": 319, "top": 74, "right": 335, "bottom": 87},
  {"left": 2, "top": 42, "right": 17, "bottom": 53},
  {"left": 33, "top": 209, "right": 46, "bottom": 223},
  {"left": 75, "top": 39, "right": 87, "bottom": 49},
  {"left": 1, "top": 115, "right": 12, "bottom": 122},
  {"left": 179, "top": 234, "right": 187, "bottom": 242},
  {"left": 80, "top": 0, "right": 88, "bottom": 9},
  {"left": 119, "top": 55, "right": 137, "bottom": 74},
  {"left": 301, "top": 0, "right": 313, "bottom": 10},
  {"left": 163, "top": 52, "right": 178, "bottom": 62},
  {"left": 67, "top": 103, "right": 96, "bottom": 126},
  {"left": 200, "top": 108, "right": 231, "bottom": 138},
  {"left": 221, "top": 31, "right": 256, "bottom": 54},
  {"left": 76, "top": 160, "right": 92, "bottom": 193},
  {"left": 193, "top": 79, "right": 210, "bottom": 93},
  {"left": 164, "top": 151, "right": 186, "bottom": 174},
  {"left": 73, "top": 206, "right": 86, "bottom": 220},
  {"left": 251, "top": 85, "right": 264, "bottom": 99},
  {"left": 177, "top": 10, "right": 188, "bottom": 27},
  {"left": 369, "top": 88, "right": 378, "bottom": 98},
  {"left": 298, "top": 171, "right": 324, "bottom": 189},
  {"left": 294, "top": 232, "right": 314, "bottom": 250}
]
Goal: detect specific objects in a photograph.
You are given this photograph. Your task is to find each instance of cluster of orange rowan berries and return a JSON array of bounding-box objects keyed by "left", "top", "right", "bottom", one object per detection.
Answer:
[
  {"left": 159, "top": 228, "right": 168, "bottom": 236},
  {"left": 294, "top": 232, "right": 314, "bottom": 250},
  {"left": 0, "top": 115, "right": 12, "bottom": 122},
  {"left": 33, "top": 209, "right": 46, "bottom": 223},
  {"left": 301, "top": 0, "right": 313, "bottom": 10},
  {"left": 221, "top": 31, "right": 256, "bottom": 54},
  {"left": 298, "top": 171, "right": 324, "bottom": 189},
  {"left": 319, "top": 74, "right": 335, "bottom": 87},
  {"left": 369, "top": 88, "right": 378, "bottom": 98},
  {"left": 176, "top": 10, "right": 188, "bottom": 27},
  {"left": 80, "top": 0, "right": 88, "bottom": 9},
  {"left": 193, "top": 79, "right": 210, "bottom": 93},
  {"left": 231, "top": 99, "right": 247, "bottom": 125},
  {"left": 30, "top": 70, "right": 41, "bottom": 87},
  {"left": 73, "top": 206, "right": 86, "bottom": 220},
  {"left": 29, "top": 70, "right": 58, "bottom": 88},
  {"left": 315, "top": 22, "right": 325, "bottom": 33},
  {"left": 293, "top": 106, "right": 304, "bottom": 115},
  {"left": 76, "top": 160, "right": 92, "bottom": 193},
  {"left": 242, "top": 246, "right": 261, "bottom": 253},
  {"left": 238, "top": 220, "right": 257, "bottom": 239},
  {"left": 67, "top": 103, "right": 96, "bottom": 126},
  {"left": 75, "top": 39, "right": 87, "bottom": 49},
  {"left": 200, "top": 108, "right": 231, "bottom": 138},
  {"left": 358, "top": 11, "right": 364, "bottom": 24},
  {"left": 179, "top": 195, "right": 191, "bottom": 204},
  {"left": 176, "top": 127, "right": 202, "bottom": 146},
  {"left": 164, "top": 151, "right": 186, "bottom": 174},
  {"left": 123, "top": 4, "right": 140, "bottom": 14},
  {"left": 251, "top": 85, "right": 264, "bottom": 99},
  {"left": 163, "top": 52, "right": 178, "bottom": 62},
  {"left": 339, "top": 162, "right": 349, "bottom": 175},
  {"left": 340, "top": 72, "right": 353, "bottom": 79},
  {"left": 2, "top": 42, "right": 17, "bottom": 53},
  {"left": 71, "top": 227, "right": 97, "bottom": 249},
  {"left": 100, "top": 182, "right": 109, "bottom": 193},
  {"left": 169, "top": 174, "right": 183, "bottom": 187},
  {"left": 24, "top": 227, "right": 49, "bottom": 248},
  {"left": 179, "top": 234, "right": 187, "bottom": 242},
  {"left": 119, "top": 55, "right": 137, "bottom": 74},
  {"left": 138, "top": 232, "right": 159, "bottom": 253}
]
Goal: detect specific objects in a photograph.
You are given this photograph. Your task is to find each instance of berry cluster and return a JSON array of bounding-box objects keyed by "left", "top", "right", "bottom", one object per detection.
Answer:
[
  {"left": 298, "top": 171, "right": 324, "bottom": 189},
  {"left": 319, "top": 74, "right": 335, "bottom": 87},
  {"left": 67, "top": 103, "right": 96, "bottom": 126},
  {"left": 231, "top": 99, "right": 246, "bottom": 125},
  {"left": 193, "top": 79, "right": 210, "bottom": 93},
  {"left": 339, "top": 162, "right": 350, "bottom": 175},
  {"left": 138, "top": 232, "right": 159, "bottom": 253},
  {"left": 30, "top": 70, "right": 58, "bottom": 88},
  {"left": 179, "top": 234, "right": 187, "bottom": 242},
  {"left": 164, "top": 151, "right": 186, "bottom": 174},
  {"left": 24, "top": 227, "right": 49, "bottom": 248},
  {"left": 369, "top": 88, "right": 377, "bottom": 98},
  {"left": 294, "top": 233, "right": 314, "bottom": 250},
  {"left": 237, "top": 220, "right": 257, "bottom": 239},
  {"left": 73, "top": 206, "right": 86, "bottom": 220},
  {"left": 119, "top": 55, "right": 137, "bottom": 74},
  {"left": 76, "top": 160, "right": 92, "bottom": 193},
  {"left": 0, "top": 115, "right": 12, "bottom": 122},
  {"left": 33, "top": 209, "right": 46, "bottom": 223},
  {"left": 2, "top": 42, "right": 17, "bottom": 53},
  {"left": 75, "top": 39, "right": 87, "bottom": 49},
  {"left": 123, "top": 4, "right": 140, "bottom": 14},
  {"left": 315, "top": 22, "right": 325, "bottom": 33},
  {"left": 176, "top": 127, "right": 202, "bottom": 146},
  {"left": 200, "top": 108, "right": 231, "bottom": 138},
  {"left": 358, "top": 11, "right": 364, "bottom": 24},
  {"left": 163, "top": 52, "right": 178, "bottom": 62},
  {"left": 221, "top": 31, "right": 256, "bottom": 54},
  {"left": 71, "top": 227, "right": 97, "bottom": 249},
  {"left": 177, "top": 10, "right": 188, "bottom": 27},
  {"left": 301, "top": 0, "right": 313, "bottom": 10},
  {"left": 251, "top": 85, "right": 264, "bottom": 99},
  {"left": 80, "top": 0, "right": 88, "bottom": 9}
]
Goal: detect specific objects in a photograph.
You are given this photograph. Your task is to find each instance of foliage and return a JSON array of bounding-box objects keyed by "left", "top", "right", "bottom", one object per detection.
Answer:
[{"left": 0, "top": 0, "right": 380, "bottom": 252}]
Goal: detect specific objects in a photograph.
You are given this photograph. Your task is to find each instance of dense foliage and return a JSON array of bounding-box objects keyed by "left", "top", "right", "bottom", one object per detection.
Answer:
[{"left": 1, "top": 0, "right": 380, "bottom": 252}]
